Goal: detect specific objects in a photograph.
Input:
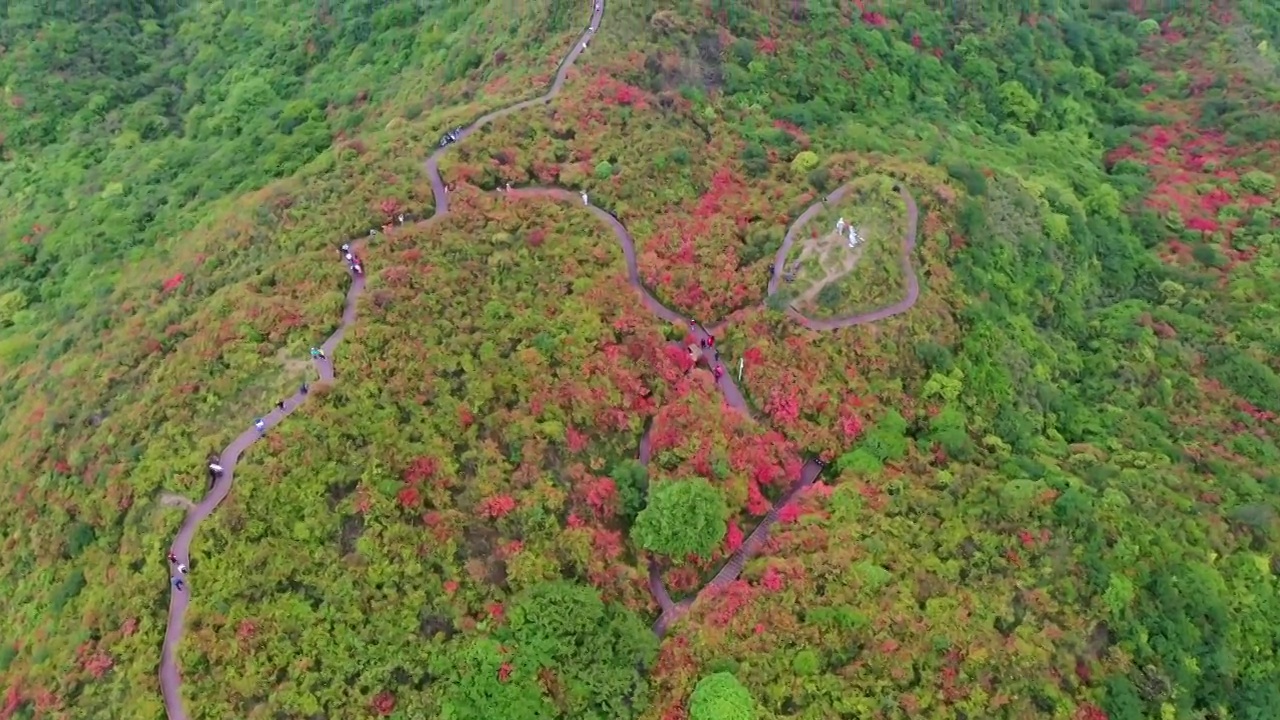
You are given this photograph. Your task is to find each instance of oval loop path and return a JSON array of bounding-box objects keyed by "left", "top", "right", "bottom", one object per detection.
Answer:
[
  {"left": 159, "top": 0, "right": 923, "bottom": 714},
  {"left": 767, "top": 183, "right": 921, "bottom": 330}
]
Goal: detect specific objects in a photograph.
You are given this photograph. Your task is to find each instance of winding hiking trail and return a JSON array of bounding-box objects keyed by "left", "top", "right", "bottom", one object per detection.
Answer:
[
  {"left": 159, "top": 263, "right": 362, "bottom": 719},
  {"left": 158, "top": 0, "right": 922, "bottom": 714}
]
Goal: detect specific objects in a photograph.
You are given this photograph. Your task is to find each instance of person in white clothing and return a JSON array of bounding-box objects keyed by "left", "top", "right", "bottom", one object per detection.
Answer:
[
  {"left": 581, "top": 191, "right": 589, "bottom": 205},
  {"left": 177, "top": 563, "right": 188, "bottom": 575}
]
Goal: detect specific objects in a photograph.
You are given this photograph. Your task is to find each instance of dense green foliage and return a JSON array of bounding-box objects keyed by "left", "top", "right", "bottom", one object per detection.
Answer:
[
  {"left": 632, "top": 479, "right": 730, "bottom": 561},
  {"left": 430, "top": 581, "right": 654, "bottom": 720},
  {"left": 3, "top": 1, "right": 1280, "bottom": 719},
  {"left": 0, "top": 0, "right": 579, "bottom": 368},
  {"left": 689, "top": 672, "right": 758, "bottom": 720}
]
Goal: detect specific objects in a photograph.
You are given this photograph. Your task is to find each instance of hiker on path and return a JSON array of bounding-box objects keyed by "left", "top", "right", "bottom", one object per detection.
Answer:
[
  {"left": 255, "top": 418, "right": 266, "bottom": 434},
  {"left": 310, "top": 347, "right": 326, "bottom": 360},
  {"left": 276, "top": 400, "right": 286, "bottom": 411},
  {"left": 172, "top": 576, "right": 185, "bottom": 592},
  {"left": 341, "top": 243, "right": 350, "bottom": 254},
  {"left": 168, "top": 550, "right": 178, "bottom": 564},
  {"left": 177, "top": 563, "right": 188, "bottom": 575},
  {"left": 300, "top": 383, "right": 309, "bottom": 395},
  {"left": 581, "top": 191, "right": 589, "bottom": 205},
  {"left": 713, "top": 364, "right": 724, "bottom": 380},
  {"left": 706, "top": 335, "right": 715, "bottom": 348}
]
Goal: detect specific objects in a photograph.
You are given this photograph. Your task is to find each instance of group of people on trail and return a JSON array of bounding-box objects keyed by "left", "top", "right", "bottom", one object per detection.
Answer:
[
  {"left": 689, "top": 320, "right": 725, "bottom": 380},
  {"left": 340, "top": 244, "right": 363, "bottom": 275},
  {"left": 246, "top": 344, "right": 324, "bottom": 442},
  {"left": 167, "top": 549, "right": 189, "bottom": 591},
  {"left": 439, "top": 126, "right": 463, "bottom": 147}
]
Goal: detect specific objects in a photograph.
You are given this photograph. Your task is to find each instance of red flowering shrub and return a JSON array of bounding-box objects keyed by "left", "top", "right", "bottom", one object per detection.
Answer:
[{"left": 480, "top": 494, "right": 516, "bottom": 519}]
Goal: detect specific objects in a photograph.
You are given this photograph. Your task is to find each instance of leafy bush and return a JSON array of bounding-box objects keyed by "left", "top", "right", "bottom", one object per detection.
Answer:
[{"left": 632, "top": 479, "right": 729, "bottom": 561}]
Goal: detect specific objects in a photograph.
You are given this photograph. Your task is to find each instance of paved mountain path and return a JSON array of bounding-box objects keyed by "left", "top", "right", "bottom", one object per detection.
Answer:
[
  {"left": 158, "top": 0, "right": 923, "bottom": 713},
  {"left": 158, "top": 5, "right": 606, "bottom": 718}
]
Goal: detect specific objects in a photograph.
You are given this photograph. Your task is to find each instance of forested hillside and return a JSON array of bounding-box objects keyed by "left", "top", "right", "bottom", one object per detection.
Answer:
[
  {"left": 3, "top": 0, "right": 1280, "bottom": 719},
  {"left": 0, "top": 0, "right": 581, "bottom": 364}
]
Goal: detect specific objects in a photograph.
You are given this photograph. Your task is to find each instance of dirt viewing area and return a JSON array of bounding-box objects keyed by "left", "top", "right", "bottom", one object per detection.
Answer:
[{"left": 771, "top": 174, "right": 909, "bottom": 319}]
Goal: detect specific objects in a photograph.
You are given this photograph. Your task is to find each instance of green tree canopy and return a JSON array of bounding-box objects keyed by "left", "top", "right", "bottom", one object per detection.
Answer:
[
  {"left": 501, "top": 580, "right": 658, "bottom": 719},
  {"left": 689, "top": 672, "right": 757, "bottom": 720},
  {"left": 999, "top": 80, "right": 1040, "bottom": 128},
  {"left": 431, "top": 637, "right": 555, "bottom": 720},
  {"left": 631, "top": 478, "right": 729, "bottom": 561}
]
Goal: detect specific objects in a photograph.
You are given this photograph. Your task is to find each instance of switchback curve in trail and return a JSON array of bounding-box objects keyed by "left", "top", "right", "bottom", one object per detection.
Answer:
[
  {"left": 496, "top": 189, "right": 828, "bottom": 636},
  {"left": 158, "top": 5, "right": 606, "bottom": 719},
  {"left": 495, "top": 185, "right": 921, "bottom": 635},
  {"left": 643, "top": 185, "right": 923, "bottom": 631},
  {"left": 768, "top": 183, "right": 921, "bottom": 331}
]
